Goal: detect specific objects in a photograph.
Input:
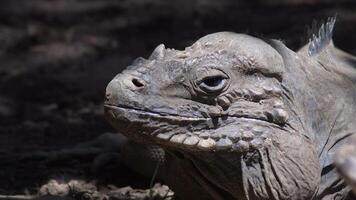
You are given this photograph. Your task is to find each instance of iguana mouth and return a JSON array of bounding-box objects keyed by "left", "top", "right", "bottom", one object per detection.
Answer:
[
  {"left": 104, "top": 104, "right": 285, "bottom": 125},
  {"left": 105, "top": 104, "right": 283, "bottom": 152},
  {"left": 104, "top": 104, "right": 210, "bottom": 121}
]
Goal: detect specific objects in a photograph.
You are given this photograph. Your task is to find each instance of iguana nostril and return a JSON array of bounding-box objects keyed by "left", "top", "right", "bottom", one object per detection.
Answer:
[{"left": 132, "top": 78, "right": 144, "bottom": 88}]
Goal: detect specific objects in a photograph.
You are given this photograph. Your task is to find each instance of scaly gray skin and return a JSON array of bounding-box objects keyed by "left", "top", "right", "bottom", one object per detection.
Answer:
[
  {"left": 335, "top": 135, "right": 356, "bottom": 196},
  {"left": 104, "top": 27, "right": 356, "bottom": 199}
]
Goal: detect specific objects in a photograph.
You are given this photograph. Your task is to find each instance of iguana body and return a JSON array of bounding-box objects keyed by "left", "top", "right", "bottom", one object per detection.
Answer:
[{"left": 104, "top": 20, "right": 356, "bottom": 200}]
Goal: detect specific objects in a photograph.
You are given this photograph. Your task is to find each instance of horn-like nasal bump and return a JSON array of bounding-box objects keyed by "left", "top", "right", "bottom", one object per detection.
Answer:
[{"left": 149, "top": 44, "right": 165, "bottom": 60}]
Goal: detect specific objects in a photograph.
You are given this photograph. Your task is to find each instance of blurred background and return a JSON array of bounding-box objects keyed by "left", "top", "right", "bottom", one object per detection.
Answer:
[{"left": 0, "top": 0, "right": 355, "bottom": 198}]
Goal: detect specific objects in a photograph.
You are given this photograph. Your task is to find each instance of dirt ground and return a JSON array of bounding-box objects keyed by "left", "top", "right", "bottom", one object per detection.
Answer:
[{"left": 0, "top": 0, "right": 356, "bottom": 199}]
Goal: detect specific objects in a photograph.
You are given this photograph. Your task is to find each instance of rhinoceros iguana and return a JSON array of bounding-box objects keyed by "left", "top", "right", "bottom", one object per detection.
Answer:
[{"left": 104, "top": 18, "right": 356, "bottom": 200}]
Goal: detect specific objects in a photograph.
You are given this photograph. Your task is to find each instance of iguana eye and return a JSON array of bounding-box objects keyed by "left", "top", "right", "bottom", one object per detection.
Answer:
[
  {"left": 202, "top": 76, "right": 224, "bottom": 87},
  {"left": 193, "top": 67, "right": 229, "bottom": 94},
  {"left": 198, "top": 75, "right": 227, "bottom": 93}
]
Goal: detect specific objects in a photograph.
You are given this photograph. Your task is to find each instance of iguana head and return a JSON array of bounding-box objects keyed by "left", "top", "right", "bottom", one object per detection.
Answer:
[
  {"left": 105, "top": 32, "right": 290, "bottom": 151},
  {"left": 105, "top": 32, "right": 322, "bottom": 199}
]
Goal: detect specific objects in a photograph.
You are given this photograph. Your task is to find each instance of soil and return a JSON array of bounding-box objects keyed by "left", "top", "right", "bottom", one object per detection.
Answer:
[{"left": 1, "top": 0, "right": 356, "bottom": 199}]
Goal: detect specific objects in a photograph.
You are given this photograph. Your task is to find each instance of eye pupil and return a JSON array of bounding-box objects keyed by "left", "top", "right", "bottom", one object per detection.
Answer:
[{"left": 203, "top": 77, "right": 223, "bottom": 87}]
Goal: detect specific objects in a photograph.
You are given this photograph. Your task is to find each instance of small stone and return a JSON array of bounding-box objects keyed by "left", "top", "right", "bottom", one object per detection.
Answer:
[{"left": 39, "top": 180, "right": 69, "bottom": 196}]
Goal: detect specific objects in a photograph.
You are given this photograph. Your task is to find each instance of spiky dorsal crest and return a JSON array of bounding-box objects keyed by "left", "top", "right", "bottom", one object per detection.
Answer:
[{"left": 308, "top": 17, "right": 336, "bottom": 56}]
